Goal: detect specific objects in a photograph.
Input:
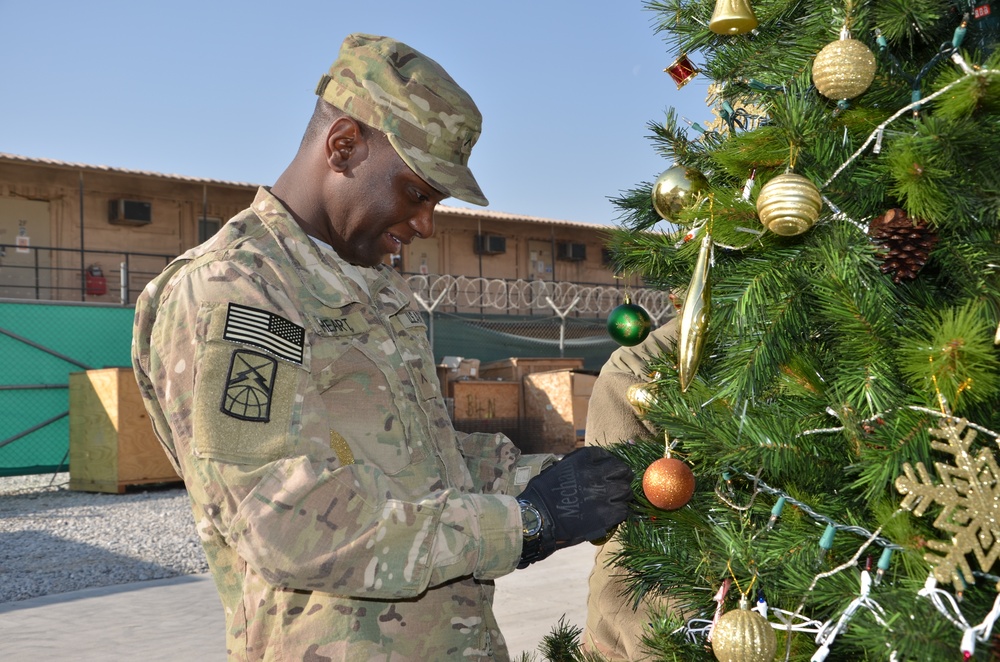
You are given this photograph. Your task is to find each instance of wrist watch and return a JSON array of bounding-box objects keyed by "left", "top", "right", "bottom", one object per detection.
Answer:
[{"left": 517, "top": 499, "right": 544, "bottom": 568}]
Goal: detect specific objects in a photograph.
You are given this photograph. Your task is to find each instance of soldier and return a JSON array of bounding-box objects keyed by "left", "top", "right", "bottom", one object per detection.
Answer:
[
  {"left": 132, "top": 33, "right": 633, "bottom": 661},
  {"left": 582, "top": 320, "right": 680, "bottom": 661}
]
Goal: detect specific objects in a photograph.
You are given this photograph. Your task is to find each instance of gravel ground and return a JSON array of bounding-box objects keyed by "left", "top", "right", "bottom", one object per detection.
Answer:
[{"left": 0, "top": 472, "right": 208, "bottom": 604}]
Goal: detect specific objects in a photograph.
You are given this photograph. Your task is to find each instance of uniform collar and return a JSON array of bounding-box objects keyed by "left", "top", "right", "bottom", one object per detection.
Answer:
[{"left": 251, "top": 187, "right": 412, "bottom": 314}]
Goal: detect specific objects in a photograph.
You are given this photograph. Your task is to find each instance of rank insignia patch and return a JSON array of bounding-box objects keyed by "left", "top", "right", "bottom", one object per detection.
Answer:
[{"left": 221, "top": 350, "right": 277, "bottom": 422}]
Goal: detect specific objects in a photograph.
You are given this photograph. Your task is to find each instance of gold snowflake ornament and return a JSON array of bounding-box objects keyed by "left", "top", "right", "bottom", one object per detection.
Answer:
[{"left": 895, "top": 417, "right": 1000, "bottom": 588}]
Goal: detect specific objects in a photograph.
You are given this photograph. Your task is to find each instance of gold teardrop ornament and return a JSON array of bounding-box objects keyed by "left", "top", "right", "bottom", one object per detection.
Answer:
[
  {"left": 678, "top": 233, "right": 712, "bottom": 392},
  {"left": 755, "top": 173, "right": 822, "bottom": 236}
]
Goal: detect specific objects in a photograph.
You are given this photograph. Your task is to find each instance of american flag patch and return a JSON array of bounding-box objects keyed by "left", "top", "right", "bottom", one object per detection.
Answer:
[{"left": 223, "top": 303, "right": 305, "bottom": 365}]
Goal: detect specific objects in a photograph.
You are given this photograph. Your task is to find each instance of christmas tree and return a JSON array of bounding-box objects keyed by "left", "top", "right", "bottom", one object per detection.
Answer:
[{"left": 566, "top": 0, "right": 1000, "bottom": 660}]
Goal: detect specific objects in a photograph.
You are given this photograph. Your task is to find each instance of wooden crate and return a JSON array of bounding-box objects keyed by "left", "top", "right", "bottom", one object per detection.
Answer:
[
  {"left": 437, "top": 358, "right": 481, "bottom": 398},
  {"left": 451, "top": 380, "right": 520, "bottom": 420},
  {"left": 522, "top": 369, "right": 598, "bottom": 455},
  {"left": 479, "top": 357, "right": 585, "bottom": 418},
  {"left": 69, "top": 368, "right": 180, "bottom": 493},
  {"left": 478, "top": 357, "right": 584, "bottom": 383}
]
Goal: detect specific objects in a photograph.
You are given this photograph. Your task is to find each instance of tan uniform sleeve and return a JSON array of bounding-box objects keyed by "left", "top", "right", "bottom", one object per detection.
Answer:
[
  {"left": 145, "top": 260, "right": 521, "bottom": 600},
  {"left": 582, "top": 318, "right": 680, "bottom": 661},
  {"left": 456, "top": 430, "right": 556, "bottom": 497}
]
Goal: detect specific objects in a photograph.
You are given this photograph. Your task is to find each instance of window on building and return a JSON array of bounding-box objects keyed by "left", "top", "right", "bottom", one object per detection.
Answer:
[{"left": 199, "top": 217, "right": 222, "bottom": 243}]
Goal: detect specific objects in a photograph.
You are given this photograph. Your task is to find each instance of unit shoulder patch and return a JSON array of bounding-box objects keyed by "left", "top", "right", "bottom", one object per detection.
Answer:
[{"left": 221, "top": 350, "right": 277, "bottom": 422}]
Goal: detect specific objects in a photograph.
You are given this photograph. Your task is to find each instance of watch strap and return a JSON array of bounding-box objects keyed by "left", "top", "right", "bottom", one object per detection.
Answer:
[{"left": 517, "top": 499, "right": 545, "bottom": 569}]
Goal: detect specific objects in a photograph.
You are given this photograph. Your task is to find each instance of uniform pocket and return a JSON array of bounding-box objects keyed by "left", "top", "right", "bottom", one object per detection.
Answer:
[{"left": 312, "top": 320, "right": 423, "bottom": 476}]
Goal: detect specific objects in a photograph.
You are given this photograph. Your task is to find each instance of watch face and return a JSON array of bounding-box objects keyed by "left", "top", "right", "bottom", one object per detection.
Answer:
[{"left": 519, "top": 500, "right": 542, "bottom": 537}]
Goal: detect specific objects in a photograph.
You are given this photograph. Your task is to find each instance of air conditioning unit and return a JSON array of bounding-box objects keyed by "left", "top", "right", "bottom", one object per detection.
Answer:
[
  {"left": 474, "top": 234, "right": 506, "bottom": 255},
  {"left": 108, "top": 199, "right": 152, "bottom": 226},
  {"left": 557, "top": 242, "right": 587, "bottom": 261}
]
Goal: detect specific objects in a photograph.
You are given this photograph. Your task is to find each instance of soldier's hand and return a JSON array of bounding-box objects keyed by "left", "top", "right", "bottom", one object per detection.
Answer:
[{"left": 516, "top": 446, "right": 633, "bottom": 568}]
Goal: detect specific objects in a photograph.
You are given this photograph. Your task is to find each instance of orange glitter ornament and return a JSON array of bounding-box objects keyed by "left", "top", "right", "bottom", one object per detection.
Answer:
[{"left": 642, "top": 457, "right": 695, "bottom": 510}]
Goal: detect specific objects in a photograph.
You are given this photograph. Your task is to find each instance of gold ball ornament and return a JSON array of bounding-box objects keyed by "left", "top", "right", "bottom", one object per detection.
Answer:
[
  {"left": 626, "top": 383, "right": 656, "bottom": 414},
  {"left": 711, "top": 602, "right": 777, "bottom": 662},
  {"left": 755, "top": 173, "right": 822, "bottom": 236},
  {"left": 651, "top": 165, "right": 708, "bottom": 221},
  {"left": 812, "top": 37, "right": 877, "bottom": 101},
  {"left": 642, "top": 457, "right": 695, "bottom": 510}
]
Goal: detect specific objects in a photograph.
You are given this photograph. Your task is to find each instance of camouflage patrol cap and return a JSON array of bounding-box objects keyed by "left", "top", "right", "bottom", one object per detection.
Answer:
[{"left": 316, "top": 33, "right": 488, "bottom": 206}]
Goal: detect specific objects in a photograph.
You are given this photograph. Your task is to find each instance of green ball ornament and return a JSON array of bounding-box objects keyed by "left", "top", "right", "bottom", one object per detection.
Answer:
[{"left": 607, "top": 295, "right": 652, "bottom": 347}]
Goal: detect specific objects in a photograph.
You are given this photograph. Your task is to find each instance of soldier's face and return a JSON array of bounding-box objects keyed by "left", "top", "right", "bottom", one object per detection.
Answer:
[{"left": 332, "top": 136, "right": 445, "bottom": 268}]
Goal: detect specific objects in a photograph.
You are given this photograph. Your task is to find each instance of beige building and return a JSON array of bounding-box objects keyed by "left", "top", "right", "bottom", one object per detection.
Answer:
[
  {"left": 0, "top": 153, "right": 666, "bottom": 321},
  {"left": 0, "top": 153, "right": 675, "bottom": 467}
]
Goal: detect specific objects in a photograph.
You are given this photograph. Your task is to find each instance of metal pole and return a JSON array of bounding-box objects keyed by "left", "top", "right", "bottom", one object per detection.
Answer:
[
  {"left": 0, "top": 411, "right": 69, "bottom": 450},
  {"left": 202, "top": 184, "right": 208, "bottom": 242},
  {"left": 79, "top": 172, "right": 85, "bottom": 301},
  {"left": 550, "top": 226, "right": 556, "bottom": 282},
  {"left": 120, "top": 261, "right": 128, "bottom": 305},
  {"left": 476, "top": 219, "right": 483, "bottom": 317},
  {"left": 0, "top": 326, "right": 93, "bottom": 369},
  {"left": 545, "top": 295, "right": 580, "bottom": 358},
  {"left": 413, "top": 287, "right": 450, "bottom": 359},
  {"left": 33, "top": 247, "right": 40, "bottom": 300}
]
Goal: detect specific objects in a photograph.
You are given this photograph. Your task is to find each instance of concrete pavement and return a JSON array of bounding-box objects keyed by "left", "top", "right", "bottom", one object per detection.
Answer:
[{"left": 0, "top": 542, "right": 598, "bottom": 661}]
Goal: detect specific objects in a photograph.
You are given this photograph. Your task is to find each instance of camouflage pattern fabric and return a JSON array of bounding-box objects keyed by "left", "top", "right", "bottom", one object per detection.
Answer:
[
  {"left": 132, "top": 187, "right": 554, "bottom": 661},
  {"left": 582, "top": 319, "right": 679, "bottom": 661},
  {"left": 317, "top": 33, "right": 488, "bottom": 206}
]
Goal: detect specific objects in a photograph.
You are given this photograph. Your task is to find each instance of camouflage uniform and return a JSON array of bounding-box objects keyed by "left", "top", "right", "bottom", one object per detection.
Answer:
[{"left": 133, "top": 187, "right": 554, "bottom": 661}]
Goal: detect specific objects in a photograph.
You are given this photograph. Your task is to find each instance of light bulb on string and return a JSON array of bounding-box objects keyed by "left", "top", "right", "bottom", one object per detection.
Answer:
[
  {"left": 817, "top": 524, "right": 837, "bottom": 566},
  {"left": 874, "top": 547, "right": 893, "bottom": 586},
  {"left": 765, "top": 496, "right": 786, "bottom": 531}
]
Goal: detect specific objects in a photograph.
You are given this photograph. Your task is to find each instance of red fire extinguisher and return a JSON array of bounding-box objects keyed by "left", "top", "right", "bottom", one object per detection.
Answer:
[{"left": 86, "top": 264, "right": 107, "bottom": 296}]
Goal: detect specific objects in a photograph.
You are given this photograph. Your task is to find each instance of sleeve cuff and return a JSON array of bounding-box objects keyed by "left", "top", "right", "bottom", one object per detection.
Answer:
[
  {"left": 437, "top": 493, "right": 523, "bottom": 580},
  {"left": 504, "top": 454, "right": 557, "bottom": 497}
]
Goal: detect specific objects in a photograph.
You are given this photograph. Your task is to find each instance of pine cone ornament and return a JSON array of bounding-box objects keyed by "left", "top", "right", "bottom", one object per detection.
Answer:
[{"left": 868, "top": 208, "right": 938, "bottom": 283}]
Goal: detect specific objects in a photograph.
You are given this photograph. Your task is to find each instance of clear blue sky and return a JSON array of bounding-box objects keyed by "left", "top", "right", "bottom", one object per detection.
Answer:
[{"left": 2, "top": 0, "right": 713, "bottom": 225}]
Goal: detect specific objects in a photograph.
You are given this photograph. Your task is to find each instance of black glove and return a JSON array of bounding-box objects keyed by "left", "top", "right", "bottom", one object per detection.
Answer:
[{"left": 516, "top": 446, "right": 633, "bottom": 568}]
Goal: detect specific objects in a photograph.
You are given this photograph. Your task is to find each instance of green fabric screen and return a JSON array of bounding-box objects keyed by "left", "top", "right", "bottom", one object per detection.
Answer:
[
  {"left": 0, "top": 303, "right": 621, "bottom": 477},
  {"left": 0, "top": 301, "right": 135, "bottom": 476}
]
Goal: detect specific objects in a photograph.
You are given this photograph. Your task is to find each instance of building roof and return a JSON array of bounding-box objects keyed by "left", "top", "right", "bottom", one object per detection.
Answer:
[
  {"left": 0, "top": 152, "right": 258, "bottom": 190},
  {"left": 433, "top": 203, "right": 609, "bottom": 231},
  {"left": 0, "top": 152, "right": 609, "bottom": 231}
]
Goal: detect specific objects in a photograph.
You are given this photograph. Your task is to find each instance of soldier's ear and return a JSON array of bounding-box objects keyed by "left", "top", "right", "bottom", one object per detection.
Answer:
[{"left": 325, "top": 117, "right": 369, "bottom": 173}]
